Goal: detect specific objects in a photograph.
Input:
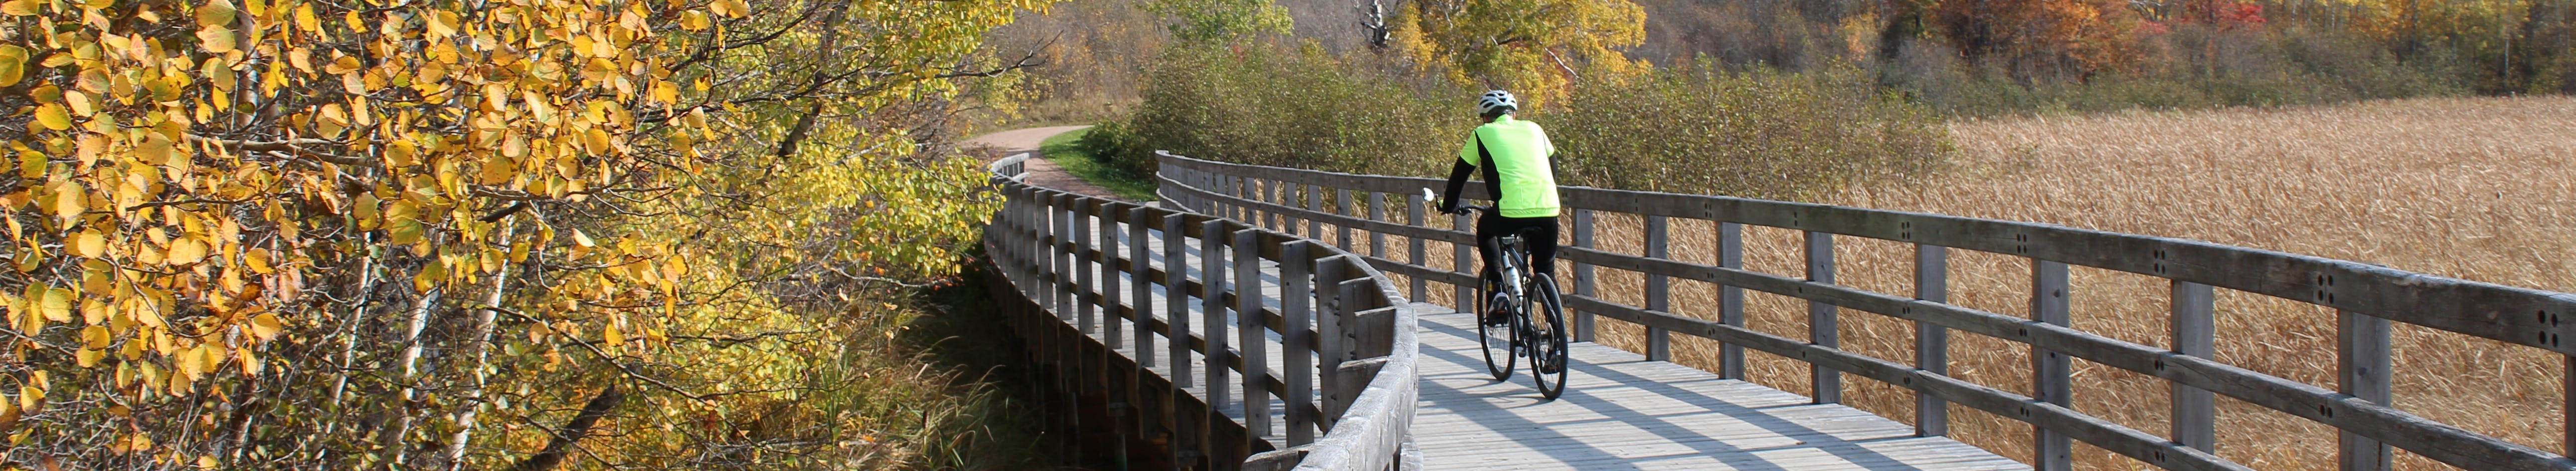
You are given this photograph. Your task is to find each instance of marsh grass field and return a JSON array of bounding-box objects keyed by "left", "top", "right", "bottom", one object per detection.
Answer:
[{"left": 1550, "top": 95, "right": 2576, "bottom": 471}]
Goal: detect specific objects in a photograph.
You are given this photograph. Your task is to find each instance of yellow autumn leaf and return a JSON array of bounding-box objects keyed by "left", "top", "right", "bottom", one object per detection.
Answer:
[
  {"left": 18, "top": 385, "right": 40, "bottom": 411},
  {"left": 50, "top": 182, "right": 85, "bottom": 223},
  {"left": 176, "top": 345, "right": 206, "bottom": 380},
  {"left": 75, "top": 348, "right": 102, "bottom": 368},
  {"left": 0, "top": 45, "right": 25, "bottom": 87},
  {"left": 248, "top": 313, "right": 283, "bottom": 341},
  {"left": 32, "top": 103, "right": 69, "bottom": 130},
  {"left": 602, "top": 323, "right": 624, "bottom": 346},
  {"left": 680, "top": 10, "right": 709, "bottom": 30},
  {"left": 81, "top": 325, "right": 109, "bottom": 348},
  {"left": 428, "top": 10, "right": 460, "bottom": 36},
  {"left": 72, "top": 231, "right": 104, "bottom": 258},
  {"left": 39, "top": 287, "right": 71, "bottom": 323},
  {"left": 572, "top": 229, "right": 596, "bottom": 247},
  {"left": 195, "top": 0, "right": 236, "bottom": 27},
  {"left": 0, "top": 0, "right": 37, "bottom": 15},
  {"left": 196, "top": 26, "right": 236, "bottom": 53},
  {"left": 166, "top": 237, "right": 207, "bottom": 265},
  {"left": 244, "top": 248, "right": 273, "bottom": 274}
]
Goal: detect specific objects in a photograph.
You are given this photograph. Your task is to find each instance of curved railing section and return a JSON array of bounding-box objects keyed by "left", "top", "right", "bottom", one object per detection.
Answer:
[
  {"left": 983, "top": 156, "right": 1422, "bottom": 471},
  {"left": 1154, "top": 151, "right": 2576, "bottom": 471}
]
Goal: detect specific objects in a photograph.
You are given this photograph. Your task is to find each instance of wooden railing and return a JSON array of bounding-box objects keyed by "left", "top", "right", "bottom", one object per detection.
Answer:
[
  {"left": 1155, "top": 151, "right": 2576, "bottom": 471},
  {"left": 983, "top": 158, "right": 1422, "bottom": 471}
]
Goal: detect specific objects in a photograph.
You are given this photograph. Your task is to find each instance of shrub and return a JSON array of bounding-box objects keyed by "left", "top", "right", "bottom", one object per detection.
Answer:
[
  {"left": 1079, "top": 120, "right": 1158, "bottom": 178},
  {"left": 1551, "top": 63, "right": 1954, "bottom": 199},
  {"left": 1125, "top": 43, "right": 1471, "bottom": 178},
  {"left": 1124, "top": 43, "right": 1955, "bottom": 199}
]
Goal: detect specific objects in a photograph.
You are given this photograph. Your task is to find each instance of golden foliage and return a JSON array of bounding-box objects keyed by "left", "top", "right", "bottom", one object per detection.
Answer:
[{"left": 0, "top": 0, "right": 1043, "bottom": 468}]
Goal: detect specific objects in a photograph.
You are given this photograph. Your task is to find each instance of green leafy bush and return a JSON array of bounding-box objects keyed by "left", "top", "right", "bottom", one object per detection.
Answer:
[{"left": 1078, "top": 120, "right": 1157, "bottom": 178}]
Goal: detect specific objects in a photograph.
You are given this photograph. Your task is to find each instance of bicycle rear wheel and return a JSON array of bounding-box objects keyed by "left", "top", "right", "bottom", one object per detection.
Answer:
[
  {"left": 1478, "top": 290, "right": 1518, "bottom": 381},
  {"left": 1528, "top": 273, "right": 1569, "bottom": 400}
]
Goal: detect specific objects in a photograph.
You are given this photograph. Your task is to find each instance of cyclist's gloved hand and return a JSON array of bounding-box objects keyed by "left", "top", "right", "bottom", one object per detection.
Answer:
[{"left": 1437, "top": 198, "right": 1460, "bottom": 215}]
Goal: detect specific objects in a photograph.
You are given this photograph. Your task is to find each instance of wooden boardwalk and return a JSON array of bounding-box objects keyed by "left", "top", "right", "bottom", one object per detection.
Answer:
[
  {"left": 1061, "top": 216, "right": 2020, "bottom": 470},
  {"left": 1409, "top": 310, "right": 2022, "bottom": 471}
]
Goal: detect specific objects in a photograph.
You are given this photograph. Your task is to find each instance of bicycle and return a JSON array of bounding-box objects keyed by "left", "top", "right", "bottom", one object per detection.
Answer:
[{"left": 1427, "top": 189, "right": 1570, "bottom": 399}]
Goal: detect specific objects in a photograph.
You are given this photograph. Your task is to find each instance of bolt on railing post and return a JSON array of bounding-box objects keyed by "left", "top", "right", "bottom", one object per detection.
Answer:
[
  {"left": 1915, "top": 244, "right": 1949, "bottom": 437},
  {"left": 2032, "top": 259, "right": 2071, "bottom": 471},
  {"left": 1644, "top": 216, "right": 1670, "bottom": 362},
  {"left": 2171, "top": 280, "right": 2215, "bottom": 451},
  {"left": 2340, "top": 307, "right": 2393, "bottom": 471}
]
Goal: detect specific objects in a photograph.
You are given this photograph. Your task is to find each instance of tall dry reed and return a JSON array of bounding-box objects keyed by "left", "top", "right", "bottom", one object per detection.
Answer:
[{"left": 1572, "top": 96, "right": 2576, "bottom": 471}]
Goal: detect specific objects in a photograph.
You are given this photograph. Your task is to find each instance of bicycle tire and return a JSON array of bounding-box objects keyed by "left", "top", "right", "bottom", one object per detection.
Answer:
[{"left": 1527, "top": 273, "right": 1570, "bottom": 400}]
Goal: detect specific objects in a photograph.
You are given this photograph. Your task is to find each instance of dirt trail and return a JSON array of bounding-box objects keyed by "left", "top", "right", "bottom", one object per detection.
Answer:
[{"left": 964, "top": 125, "right": 1125, "bottom": 201}]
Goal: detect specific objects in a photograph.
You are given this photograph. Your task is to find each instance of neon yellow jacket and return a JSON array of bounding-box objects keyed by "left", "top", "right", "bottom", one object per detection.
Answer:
[{"left": 1451, "top": 115, "right": 1561, "bottom": 218}]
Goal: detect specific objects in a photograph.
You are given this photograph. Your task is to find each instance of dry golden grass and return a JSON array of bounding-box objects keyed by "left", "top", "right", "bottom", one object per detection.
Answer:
[{"left": 1567, "top": 95, "right": 2576, "bottom": 471}]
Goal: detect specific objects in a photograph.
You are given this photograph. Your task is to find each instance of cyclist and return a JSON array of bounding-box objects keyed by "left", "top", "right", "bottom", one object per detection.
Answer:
[{"left": 1435, "top": 90, "right": 1562, "bottom": 328}]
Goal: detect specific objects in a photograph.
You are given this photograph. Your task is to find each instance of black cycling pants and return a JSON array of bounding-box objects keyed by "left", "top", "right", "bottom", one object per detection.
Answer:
[{"left": 1476, "top": 214, "right": 1559, "bottom": 288}]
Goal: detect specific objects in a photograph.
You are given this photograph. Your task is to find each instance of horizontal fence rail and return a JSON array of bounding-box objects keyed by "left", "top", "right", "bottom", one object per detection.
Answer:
[
  {"left": 1153, "top": 151, "right": 2576, "bottom": 471},
  {"left": 984, "top": 157, "right": 1422, "bottom": 471}
]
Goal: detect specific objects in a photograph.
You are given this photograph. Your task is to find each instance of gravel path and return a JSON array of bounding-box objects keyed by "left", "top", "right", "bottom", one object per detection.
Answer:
[{"left": 964, "top": 125, "right": 1127, "bottom": 201}]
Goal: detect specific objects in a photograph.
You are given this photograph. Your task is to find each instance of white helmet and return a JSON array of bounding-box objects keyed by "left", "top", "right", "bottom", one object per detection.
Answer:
[{"left": 1477, "top": 90, "right": 1518, "bottom": 116}]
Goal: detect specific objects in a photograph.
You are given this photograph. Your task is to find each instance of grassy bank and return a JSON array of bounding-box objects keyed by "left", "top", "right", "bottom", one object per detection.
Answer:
[{"left": 1039, "top": 127, "right": 1163, "bottom": 201}]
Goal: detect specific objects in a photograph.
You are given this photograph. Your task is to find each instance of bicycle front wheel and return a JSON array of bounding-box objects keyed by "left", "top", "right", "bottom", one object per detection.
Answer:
[{"left": 1528, "top": 273, "right": 1570, "bottom": 400}]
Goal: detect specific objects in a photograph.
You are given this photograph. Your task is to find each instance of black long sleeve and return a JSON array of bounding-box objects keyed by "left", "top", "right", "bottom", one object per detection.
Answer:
[{"left": 1441, "top": 159, "right": 1473, "bottom": 214}]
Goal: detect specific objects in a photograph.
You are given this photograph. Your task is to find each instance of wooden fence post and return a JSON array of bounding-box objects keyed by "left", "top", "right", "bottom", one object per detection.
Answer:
[
  {"left": 1570, "top": 209, "right": 1596, "bottom": 343},
  {"left": 1131, "top": 207, "right": 1154, "bottom": 369},
  {"left": 2032, "top": 259, "right": 2071, "bottom": 471},
  {"left": 1234, "top": 229, "right": 1268, "bottom": 443},
  {"left": 1282, "top": 241, "right": 1315, "bottom": 446},
  {"left": 1201, "top": 221, "right": 1232, "bottom": 457},
  {"left": 1335, "top": 189, "right": 1353, "bottom": 252},
  {"left": 1807, "top": 231, "right": 1839, "bottom": 404},
  {"left": 1719, "top": 222, "right": 1744, "bottom": 379},
  {"left": 1315, "top": 256, "right": 1350, "bottom": 423},
  {"left": 1455, "top": 211, "right": 1476, "bottom": 320},
  {"left": 1100, "top": 201, "right": 1120, "bottom": 345},
  {"left": 1075, "top": 198, "right": 1096, "bottom": 335},
  {"left": 1408, "top": 192, "right": 1429, "bottom": 300},
  {"left": 1915, "top": 244, "right": 1948, "bottom": 436},
  {"left": 1645, "top": 216, "right": 1670, "bottom": 362},
  {"left": 2171, "top": 280, "right": 2215, "bottom": 452},
  {"left": 1367, "top": 192, "right": 1386, "bottom": 258},
  {"left": 1164, "top": 213, "right": 1194, "bottom": 470},
  {"left": 1056, "top": 194, "right": 1076, "bottom": 322},
  {"left": 2340, "top": 308, "right": 2393, "bottom": 471}
]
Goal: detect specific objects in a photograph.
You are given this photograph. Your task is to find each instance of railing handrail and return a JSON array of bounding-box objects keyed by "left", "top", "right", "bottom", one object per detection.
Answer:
[
  {"left": 1152, "top": 150, "right": 2576, "bottom": 471},
  {"left": 983, "top": 161, "right": 1420, "bottom": 471}
]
